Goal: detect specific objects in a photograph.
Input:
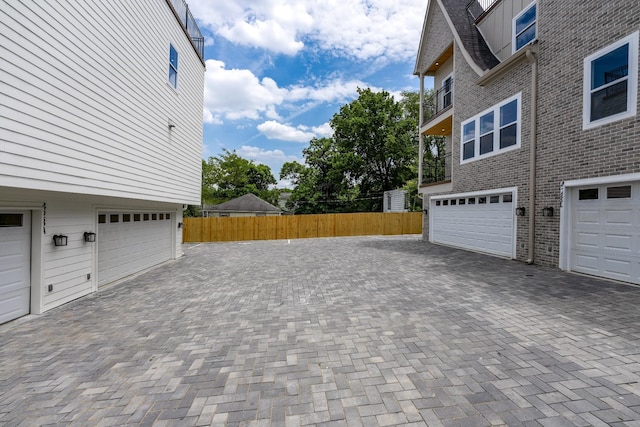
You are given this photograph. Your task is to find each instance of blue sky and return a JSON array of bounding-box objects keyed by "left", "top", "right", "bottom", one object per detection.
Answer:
[{"left": 188, "top": 0, "right": 430, "bottom": 187}]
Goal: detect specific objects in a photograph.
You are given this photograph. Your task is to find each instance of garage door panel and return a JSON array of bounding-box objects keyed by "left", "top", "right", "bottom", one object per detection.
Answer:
[
  {"left": 570, "top": 182, "right": 640, "bottom": 285},
  {"left": 98, "top": 212, "right": 172, "bottom": 287},
  {"left": 431, "top": 192, "right": 514, "bottom": 258},
  {"left": 0, "top": 211, "right": 30, "bottom": 324}
]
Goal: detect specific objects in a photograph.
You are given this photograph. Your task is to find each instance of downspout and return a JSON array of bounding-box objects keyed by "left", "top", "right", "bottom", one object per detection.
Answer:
[
  {"left": 525, "top": 49, "right": 538, "bottom": 264},
  {"left": 418, "top": 73, "right": 425, "bottom": 187}
]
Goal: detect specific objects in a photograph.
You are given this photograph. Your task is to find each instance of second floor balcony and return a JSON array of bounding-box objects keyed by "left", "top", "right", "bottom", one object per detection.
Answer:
[
  {"left": 422, "top": 79, "right": 453, "bottom": 126},
  {"left": 167, "top": 0, "right": 205, "bottom": 61}
]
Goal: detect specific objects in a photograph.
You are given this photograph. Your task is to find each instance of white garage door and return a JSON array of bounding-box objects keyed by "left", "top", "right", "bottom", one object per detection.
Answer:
[
  {"left": 0, "top": 212, "right": 30, "bottom": 324},
  {"left": 98, "top": 212, "right": 173, "bottom": 287},
  {"left": 431, "top": 192, "right": 515, "bottom": 258},
  {"left": 570, "top": 182, "right": 640, "bottom": 284}
]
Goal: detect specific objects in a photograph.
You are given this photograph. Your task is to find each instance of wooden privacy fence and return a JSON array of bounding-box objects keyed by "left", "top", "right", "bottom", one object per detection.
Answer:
[{"left": 183, "top": 212, "right": 422, "bottom": 243}]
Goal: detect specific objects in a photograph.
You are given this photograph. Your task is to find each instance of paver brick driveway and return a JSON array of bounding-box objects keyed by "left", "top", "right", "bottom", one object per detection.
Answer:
[{"left": 2, "top": 235, "right": 640, "bottom": 426}]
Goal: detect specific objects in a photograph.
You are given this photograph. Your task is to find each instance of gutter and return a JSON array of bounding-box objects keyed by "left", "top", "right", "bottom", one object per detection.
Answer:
[{"left": 525, "top": 48, "right": 538, "bottom": 265}]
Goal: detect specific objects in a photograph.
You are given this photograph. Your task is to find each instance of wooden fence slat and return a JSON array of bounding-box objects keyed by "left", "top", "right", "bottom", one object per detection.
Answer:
[{"left": 183, "top": 212, "right": 422, "bottom": 242}]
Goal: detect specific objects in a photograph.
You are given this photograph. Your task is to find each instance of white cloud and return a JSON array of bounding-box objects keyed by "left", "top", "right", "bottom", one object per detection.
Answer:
[
  {"left": 203, "top": 60, "right": 368, "bottom": 125},
  {"left": 236, "top": 145, "right": 303, "bottom": 186},
  {"left": 203, "top": 59, "right": 287, "bottom": 123},
  {"left": 257, "top": 121, "right": 316, "bottom": 142},
  {"left": 188, "top": 0, "right": 424, "bottom": 61}
]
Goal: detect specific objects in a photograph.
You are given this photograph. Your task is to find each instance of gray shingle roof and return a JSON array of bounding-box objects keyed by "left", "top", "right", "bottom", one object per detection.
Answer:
[
  {"left": 440, "top": 0, "right": 500, "bottom": 72},
  {"left": 208, "top": 193, "right": 281, "bottom": 213}
]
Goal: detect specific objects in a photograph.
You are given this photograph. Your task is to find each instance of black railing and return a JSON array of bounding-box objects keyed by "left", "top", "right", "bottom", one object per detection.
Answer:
[
  {"left": 466, "top": 0, "right": 501, "bottom": 21},
  {"left": 422, "top": 79, "right": 453, "bottom": 125},
  {"left": 422, "top": 153, "right": 451, "bottom": 185},
  {"left": 168, "top": 0, "right": 205, "bottom": 61}
]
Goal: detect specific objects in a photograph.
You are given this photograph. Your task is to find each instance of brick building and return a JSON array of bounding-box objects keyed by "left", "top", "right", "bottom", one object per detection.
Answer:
[{"left": 415, "top": 0, "right": 640, "bottom": 284}]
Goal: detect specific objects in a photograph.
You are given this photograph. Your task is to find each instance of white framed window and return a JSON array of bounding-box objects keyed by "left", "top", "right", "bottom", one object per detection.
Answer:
[
  {"left": 168, "top": 44, "right": 178, "bottom": 89},
  {"left": 583, "top": 31, "right": 638, "bottom": 130},
  {"left": 512, "top": 1, "right": 537, "bottom": 53},
  {"left": 460, "top": 93, "right": 521, "bottom": 164}
]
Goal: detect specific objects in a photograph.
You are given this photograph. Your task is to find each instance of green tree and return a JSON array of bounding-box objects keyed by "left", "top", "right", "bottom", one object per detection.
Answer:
[
  {"left": 202, "top": 149, "right": 278, "bottom": 206},
  {"left": 329, "top": 88, "right": 418, "bottom": 211},
  {"left": 281, "top": 89, "right": 420, "bottom": 213}
]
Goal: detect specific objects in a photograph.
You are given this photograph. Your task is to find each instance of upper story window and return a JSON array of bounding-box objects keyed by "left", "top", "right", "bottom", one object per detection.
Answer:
[
  {"left": 583, "top": 31, "right": 638, "bottom": 130},
  {"left": 169, "top": 44, "right": 178, "bottom": 89},
  {"left": 460, "top": 93, "right": 521, "bottom": 164},
  {"left": 442, "top": 75, "right": 453, "bottom": 109},
  {"left": 512, "top": 1, "right": 536, "bottom": 53}
]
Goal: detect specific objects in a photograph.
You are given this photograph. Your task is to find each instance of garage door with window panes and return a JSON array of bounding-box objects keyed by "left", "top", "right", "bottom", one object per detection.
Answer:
[
  {"left": 570, "top": 183, "right": 640, "bottom": 284},
  {"left": 0, "top": 212, "right": 31, "bottom": 324},
  {"left": 97, "top": 212, "right": 173, "bottom": 287},
  {"left": 431, "top": 192, "right": 515, "bottom": 258}
]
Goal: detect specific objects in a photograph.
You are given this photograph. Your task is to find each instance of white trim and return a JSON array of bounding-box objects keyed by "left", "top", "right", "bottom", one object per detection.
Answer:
[
  {"left": 582, "top": 31, "right": 639, "bottom": 130},
  {"left": 512, "top": 1, "right": 537, "bottom": 54},
  {"left": 460, "top": 93, "right": 522, "bottom": 164},
  {"left": 563, "top": 172, "right": 640, "bottom": 188}
]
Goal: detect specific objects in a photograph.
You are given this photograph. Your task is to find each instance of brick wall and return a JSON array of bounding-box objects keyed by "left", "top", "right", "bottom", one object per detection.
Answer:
[
  {"left": 417, "top": 2, "right": 454, "bottom": 71},
  {"left": 534, "top": 0, "right": 640, "bottom": 266}
]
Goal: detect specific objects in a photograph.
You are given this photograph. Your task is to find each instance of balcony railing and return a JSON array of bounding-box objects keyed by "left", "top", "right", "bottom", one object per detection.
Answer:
[
  {"left": 168, "top": 0, "right": 205, "bottom": 61},
  {"left": 467, "top": 0, "right": 501, "bottom": 22},
  {"left": 422, "top": 153, "right": 451, "bottom": 185},
  {"left": 422, "top": 79, "right": 453, "bottom": 126}
]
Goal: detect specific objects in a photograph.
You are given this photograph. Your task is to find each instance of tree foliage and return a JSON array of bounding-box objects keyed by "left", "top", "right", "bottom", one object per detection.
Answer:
[
  {"left": 202, "top": 149, "right": 278, "bottom": 206},
  {"left": 281, "top": 88, "right": 419, "bottom": 213}
]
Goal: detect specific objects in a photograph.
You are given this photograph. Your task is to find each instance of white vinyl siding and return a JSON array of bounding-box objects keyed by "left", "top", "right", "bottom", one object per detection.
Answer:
[{"left": 0, "top": 1, "right": 203, "bottom": 204}]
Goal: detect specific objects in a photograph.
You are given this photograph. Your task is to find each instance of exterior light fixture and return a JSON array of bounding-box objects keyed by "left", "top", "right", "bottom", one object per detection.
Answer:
[
  {"left": 83, "top": 232, "right": 96, "bottom": 242},
  {"left": 178, "top": 222, "right": 183, "bottom": 229},
  {"left": 53, "top": 235, "right": 68, "bottom": 246},
  {"left": 515, "top": 207, "right": 526, "bottom": 216},
  {"left": 542, "top": 206, "right": 554, "bottom": 217},
  {"left": 168, "top": 119, "right": 175, "bottom": 129}
]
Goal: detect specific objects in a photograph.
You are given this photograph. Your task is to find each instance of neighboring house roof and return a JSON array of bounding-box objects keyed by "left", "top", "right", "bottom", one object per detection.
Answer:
[
  {"left": 206, "top": 193, "right": 281, "bottom": 213},
  {"left": 415, "top": 0, "right": 499, "bottom": 76}
]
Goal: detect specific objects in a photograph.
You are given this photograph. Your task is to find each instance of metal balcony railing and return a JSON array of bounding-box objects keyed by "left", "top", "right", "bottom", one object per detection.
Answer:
[
  {"left": 422, "top": 153, "right": 451, "bottom": 185},
  {"left": 168, "top": 0, "right": 205, "bottom": 61},
  {"left": 422, "top": 79, "right": 453, "bottom": 126},
  {"left": 467, "top": 0, "right": 502, "bottom": 22}
]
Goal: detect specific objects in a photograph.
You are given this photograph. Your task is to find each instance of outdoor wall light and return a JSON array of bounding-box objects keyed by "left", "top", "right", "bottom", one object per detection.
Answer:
[
  {"left": 168, "top": 119, "right": 176, "bottom": 129},
  {"left": 83, "top": 232, "right": 96, "bottom": 242},
  {"left": 53, "top": 235, "right": 68, "bottom": 246},
  {"left": 515, "top": 207, "right": 526, "bottom": 216},
  {"left": 542, "top": 206, "right": 554, "bottom": 217},
  {"left": 178, "top": 222, "right": 183, "bottom": 229}
]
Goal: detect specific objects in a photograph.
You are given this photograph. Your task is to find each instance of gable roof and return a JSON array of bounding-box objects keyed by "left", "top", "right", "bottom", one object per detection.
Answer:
[
  {"left": 208, "top": 193, "right": 281, "bottom": 213},
  {"left": 415, "top": 0, "right": 499, "bottom": 76}
]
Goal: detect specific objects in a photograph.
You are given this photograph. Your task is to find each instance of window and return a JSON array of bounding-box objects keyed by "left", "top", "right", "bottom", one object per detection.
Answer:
[
  {"left": 443, "top": 200, "right": 449, "bottom": 206},
  {"left": 513, "top": 2, "right": 537, "bottom": 53},
  {"left": 462, "top": 121, "right": 475, "bottom": 160},
  {"left": 169, "top": 44, "right": 178, "bottom": 89},
  {"left": 490, "top": 196, "right": 500, "bottom": 204},
  {"left": 479, "top": 197, "right": 487, "bottom": 204},
  {"left": 503, "top": 194, "right": 513, "bottom": 203},
  {"left": 134, "top": 214, "right": 141, "bottom": 221},
  {"left": 583, "top": 32, "right": 638, "bottom": 129},
  {"left": 579, "top": 188, "right": 599, "bottom": 200},
  {"left": 98, "top": 214, "right": 106, "bottom": 224},
  {"left": 442, "top": 75, "right": 453, "bottom": 109},
  {"left": 468, "top": 198, "right": 476, "bottom": 204},
  {"left": 0, "top": 214, "right": 23, "bottom": 227},
  {"left": 607, "top": 185, "right": 631, "bottom": 199},
  {"left": 144, "top": 214, "right": 149, "bottom": 221},
  {"left": 451, "top": 199, "right": 457, "bottom": 206},
  {"left": 436, "top": 200, "right": 441, "bottom": 206},
  {"left": 459, "top": 198, "right": 466, "bottom": 205},
  {"left": 110, "top": 214, "right": 119, "bottom": 223},
  {"left": 123, "top": 214, "right": 131, "bottom": 222},
  {"left": 460, "top": 93, "right": 521, "bottom": 164},
  {"left": 152, "top": 214, "right": 157, "bottom": 220}
]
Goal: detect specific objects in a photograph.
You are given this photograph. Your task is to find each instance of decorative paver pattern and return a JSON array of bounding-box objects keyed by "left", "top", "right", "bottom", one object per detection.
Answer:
[{"left": 2, "top": 236, "right": 640, "bottom": 426}]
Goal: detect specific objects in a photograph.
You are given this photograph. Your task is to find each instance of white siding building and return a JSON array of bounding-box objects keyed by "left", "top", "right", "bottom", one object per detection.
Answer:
[{"left": 0, "top": 0, "right": 205, "bottom": 323}]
